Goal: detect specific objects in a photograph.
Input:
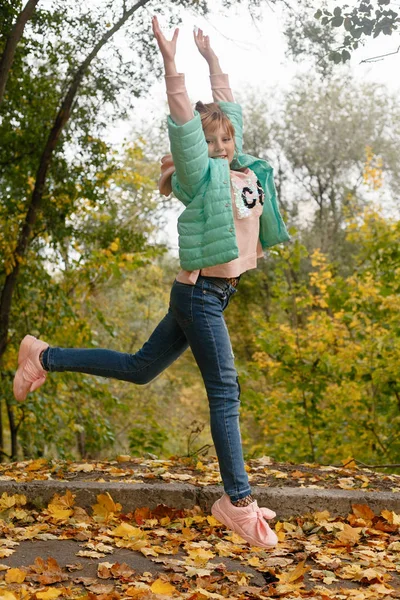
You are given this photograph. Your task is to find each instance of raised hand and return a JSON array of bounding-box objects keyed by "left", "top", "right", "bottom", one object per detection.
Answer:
[
  {"left": 193, "top": 27, "right": 216, "bottom": 63},
  {"left": 152, "top": 15, "right": 179, "bottom": 64}
]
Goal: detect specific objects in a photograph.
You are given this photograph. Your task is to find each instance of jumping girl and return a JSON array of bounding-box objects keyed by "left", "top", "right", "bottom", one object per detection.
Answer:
[{"left": 14, "top": 17, "right": 289, "bottom": 548}]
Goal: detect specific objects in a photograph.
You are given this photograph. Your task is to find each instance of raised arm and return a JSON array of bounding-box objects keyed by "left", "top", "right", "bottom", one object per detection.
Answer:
[
  {"left": 152, "top": 16, "right": 193, "bottom": 125},
  {"left": 193, "top": 28, "right": 234, "bottom": 103}
]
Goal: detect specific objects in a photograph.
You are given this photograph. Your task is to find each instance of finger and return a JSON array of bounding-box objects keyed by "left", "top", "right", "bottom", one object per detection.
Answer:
[
  {"left": 152, "top": 15, "right": 161, "bottom": 36},
  {"left": 172, "top": 27, "right": 179, "bottom": 42}
]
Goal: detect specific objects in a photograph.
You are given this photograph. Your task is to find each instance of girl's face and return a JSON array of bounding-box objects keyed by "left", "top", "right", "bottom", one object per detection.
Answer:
[{"left": 204, "top": 125, "right": 235, "bottom": 164}]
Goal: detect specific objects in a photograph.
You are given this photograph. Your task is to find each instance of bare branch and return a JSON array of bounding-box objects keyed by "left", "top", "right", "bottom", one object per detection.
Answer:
[
  {"left": 0, "top": 0, "right": 40, "bottom": 107},
  {"left": 360, "top": 45, "right": 400, "bottom": 64}
]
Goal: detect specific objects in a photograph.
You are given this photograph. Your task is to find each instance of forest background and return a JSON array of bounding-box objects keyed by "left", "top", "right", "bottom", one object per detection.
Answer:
[{"left": 0, "top": 0, "right": 399, "bottom": 467}]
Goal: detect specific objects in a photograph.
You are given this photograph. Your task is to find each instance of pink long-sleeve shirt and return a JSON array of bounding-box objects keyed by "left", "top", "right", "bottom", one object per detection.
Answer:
[{"left": 165, "top": 73, "right": 264, "bottom": 285}]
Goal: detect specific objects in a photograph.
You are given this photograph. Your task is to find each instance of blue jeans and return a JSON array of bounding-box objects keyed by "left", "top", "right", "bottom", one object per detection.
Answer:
[{"left": 43, "top": 276, "right": 251, "bottom": 502}]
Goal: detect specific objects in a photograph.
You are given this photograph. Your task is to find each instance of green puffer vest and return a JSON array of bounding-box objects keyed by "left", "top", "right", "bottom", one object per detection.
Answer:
[{"left": 168, "top": 101, "right": 290, "bottom": 271}]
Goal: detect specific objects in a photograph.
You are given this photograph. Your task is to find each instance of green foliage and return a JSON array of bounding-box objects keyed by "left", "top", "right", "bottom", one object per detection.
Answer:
[
  {"left": 128, "top": 415, "right": 168, "bottom": 457},
  {"left": 230, "top": 209, "right": 400, "bottom": 465},
  {"left": 286, "top": 0, "right": 399, "bottom": 68}
]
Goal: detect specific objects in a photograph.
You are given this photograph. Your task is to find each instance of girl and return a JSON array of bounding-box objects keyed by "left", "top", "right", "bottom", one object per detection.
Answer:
[{"left": 14, "top": 17, "right": 289, "bottom": 548}]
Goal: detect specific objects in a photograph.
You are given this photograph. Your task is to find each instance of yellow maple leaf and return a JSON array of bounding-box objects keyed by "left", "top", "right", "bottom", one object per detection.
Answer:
[
  {"left": 336, "top": 523, "right": 361, "bottom": 545},
  {"left": 0, "top": 492, "right": 26, "bottom": 512},
  {"left": 186, "top": 547, "right": 215, "bottom": 566},
  {"left": 247, "top": 556, "right": 261, "bottom": 567},
  {"left": 5, "top": 567, "right": 26, "bottom": 583},
  {"left": 278, "top": 560, "right": 309, "bottom": 584},
  {"left": 47, "top": 490, "right": 75, "bottom": 521},
  {"left": 92, "top": 492, "right": 122, "bottom": 521},
  {"left": 341, "top": 456, "right": 357, "bottom": 469},
  {"left": 111, "top": 523, "right": 145, "bottom": 538},
  {"left": 36, "top": 589, "right": 62, "bottom": 599},
  {"left": 150, "top": 578, "right": 176, "bottom": 595},
  {"left": 313, "top": 510, "right": 331, "bottom": 522},
  {"left": 26, "top": 458, "right": 48, "bottom": 471},
  {"left": 0, "top": 592, "right": 18, "bottom": 600},
  {"left": 140, "top": 546, "right": 158, "bottom": 557},
  {"left": 381, "top": 510, "right": 400, "bottom": 525}
]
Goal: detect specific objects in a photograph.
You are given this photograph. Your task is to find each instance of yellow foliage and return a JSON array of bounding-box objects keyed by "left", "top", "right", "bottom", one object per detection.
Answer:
[{"left": 363, "top": 145, "right": 383, "bottom": 190}]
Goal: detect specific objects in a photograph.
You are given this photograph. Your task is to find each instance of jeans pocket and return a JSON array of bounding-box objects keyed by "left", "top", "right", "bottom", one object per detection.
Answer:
[
  {"left": 202, "top": 281, "right": 227, "bottom": 301},
  {"left": 170, "top": 281, "right": 194, "bottom": 325}
]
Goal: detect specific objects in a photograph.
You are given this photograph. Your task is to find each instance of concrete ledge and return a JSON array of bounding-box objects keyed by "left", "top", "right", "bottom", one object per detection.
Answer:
[{"left": 1, "top": 480, "right": 398, "bottom": 518}]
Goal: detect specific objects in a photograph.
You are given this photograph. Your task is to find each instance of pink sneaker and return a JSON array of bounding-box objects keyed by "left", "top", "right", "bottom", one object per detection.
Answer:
[
  {"left": 211, "top": 494, "right": 278, "bottom": 548},
  {"left": 13, "top": 335, "right": 49, "bottom": 402}
]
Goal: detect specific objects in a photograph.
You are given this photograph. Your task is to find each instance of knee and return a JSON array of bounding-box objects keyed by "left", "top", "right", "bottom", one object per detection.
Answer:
[{"left": 133, "top": 373, "right": 153, "bottom": 385}]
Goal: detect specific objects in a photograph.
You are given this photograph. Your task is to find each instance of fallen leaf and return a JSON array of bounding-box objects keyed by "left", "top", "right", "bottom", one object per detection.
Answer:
[
  {"left": 71, "top": 463, "right": 95, "bottom": 472},
  {"left": 0, "top": 492, "right": 26, "bottom": 512},
  {"left": 87, "top": 583, "right": 115, "bottom": 594},
  {"left": 277, "top": 560, "right": 309, "bottom": 584},
  {"left": 76, "top": 550, "right": 106, "bottom": 558},
  {"left": 341, "top": 456, "right": 357, "bottom": 469},
  {"left": 92, "top": 493, "right": 122, "bottom": 522},
  {"left": 28, "top": 557, "right": 68, "bottom": 584},
  {"left": 5, "top": 567, "right": 26, "bottom": 583},
  {"left": 47, "top": 490, "right": 75, "bottom": 521},
  {"left": 27, "top": 458, "right": 48, "bottom": 471},
  {"left": 110, "top": 523, "right": 145, "bottom": 539},
  {"left": 381, "top": 510, "right": 400, "bottom": 525},
  {"left": 352, "top": 504, "right": 375, "bottom": 521},
  {"left": 336, "top": 523, "right": 361, "bottom": 545},
  {"left": 150, "top": 578, "right": 177, "bottom": 595},
  {"left": 36, "top": 589, "right": 62, "bottom": 600}
]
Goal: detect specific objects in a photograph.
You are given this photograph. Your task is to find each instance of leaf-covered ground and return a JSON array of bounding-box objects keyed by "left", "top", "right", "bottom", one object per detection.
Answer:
[
  {"left": 1, "top": 456, "right": 400, "bottom": 493},
  {"left": 0, "top": 488, "right": 399, "bottom": 599}
]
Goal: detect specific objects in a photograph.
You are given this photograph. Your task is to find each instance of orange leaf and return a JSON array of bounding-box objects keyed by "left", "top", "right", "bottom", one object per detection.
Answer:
[
  {"left": 352, "top": 504, "right": 375, "bottom": 521},
  {"left": 341, "top": 456, "right": 357, "bottom": 469},
  {"left": 133, "top": 506, "right": 151, "bottom": 525}
]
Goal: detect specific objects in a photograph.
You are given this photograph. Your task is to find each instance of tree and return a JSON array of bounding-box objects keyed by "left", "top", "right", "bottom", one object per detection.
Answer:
[
  {"left": 284, "top": 0, "right": 399, "bottom": 67},
  {"left": 0, "top": 0, "right": 40, "bottom": 106},
  {"left": 237, "top": 210, "right": 400, "bottom": 465},
  {"left": 0, "top": 0, "right": 267, "bottom": 459},
  {"left": 242, "top": 75, "right": 400, "bottom": 263}
]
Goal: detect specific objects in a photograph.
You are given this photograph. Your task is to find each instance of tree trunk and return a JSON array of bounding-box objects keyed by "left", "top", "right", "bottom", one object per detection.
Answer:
[
  {"left": 6, "top": 401, "right": 18, "bottom": 460},
  {"left": 0, "top": 0, "right": 151, "bottom": 360},
  {"left": 0, "top": 0, "right": 40, "bottom": 107},
  {"left": 0, "top": 396, "right": 3, "bottom": 462},
  {"left": 0, "top": 0, "right": 151, "bottom": 461}
]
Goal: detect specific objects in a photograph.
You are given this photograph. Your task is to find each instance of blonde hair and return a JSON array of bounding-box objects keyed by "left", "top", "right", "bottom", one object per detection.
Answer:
[{"left": 195, "top": 101, "right": 235, "bottom": 138}]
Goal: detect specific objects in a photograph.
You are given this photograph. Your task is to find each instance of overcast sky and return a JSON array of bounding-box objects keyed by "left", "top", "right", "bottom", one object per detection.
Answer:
[{"left": 117, "top": 0, "right": 399, "bottom": 139}]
